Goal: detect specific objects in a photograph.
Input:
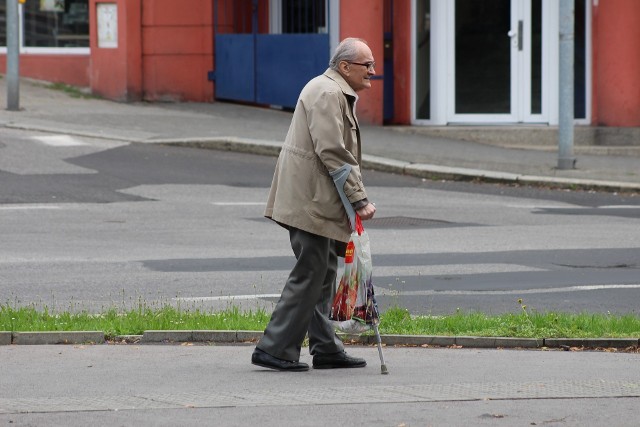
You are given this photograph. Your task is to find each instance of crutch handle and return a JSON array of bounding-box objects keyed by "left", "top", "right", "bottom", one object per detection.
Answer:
[{"left": 330, "top": 164, "right": 357, "bottom": 232}]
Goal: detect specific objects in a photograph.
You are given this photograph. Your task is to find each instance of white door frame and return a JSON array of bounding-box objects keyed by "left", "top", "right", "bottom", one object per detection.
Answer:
[
  {"left": 413, "top": 0, "right": 590, "bottom": 126},
  {"left": 447, "top": 0, "right": 543, "bottom": 124},
  {"left": 448, "top": 0, "right": 513, "bottom": 123}
]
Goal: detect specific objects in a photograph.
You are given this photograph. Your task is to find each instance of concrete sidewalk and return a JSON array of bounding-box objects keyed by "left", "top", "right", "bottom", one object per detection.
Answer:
[
  {"left": 1, "top": 78, "right": 639, "bottom": 191},
  {"left": 1, "top": 344, "right": 640, "bottom": 426}
]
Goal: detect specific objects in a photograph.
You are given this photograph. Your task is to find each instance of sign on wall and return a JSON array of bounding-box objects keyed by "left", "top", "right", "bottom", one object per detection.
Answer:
[
  {"left": 40, "top": 0, "right": 65, "bottom": 12},
  {"left": 97, "top": 3, "right": 118, "bottom": 48}
]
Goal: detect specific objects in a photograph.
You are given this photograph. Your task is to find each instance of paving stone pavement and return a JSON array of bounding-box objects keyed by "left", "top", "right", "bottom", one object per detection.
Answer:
[{"left": 1, "top": 344, "right": 639, "bottom": 426}]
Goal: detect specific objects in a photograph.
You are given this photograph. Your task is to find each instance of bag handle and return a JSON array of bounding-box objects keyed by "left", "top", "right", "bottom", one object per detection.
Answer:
[{"left": 355, "top": 213, "right": 364, "bottom": 235}]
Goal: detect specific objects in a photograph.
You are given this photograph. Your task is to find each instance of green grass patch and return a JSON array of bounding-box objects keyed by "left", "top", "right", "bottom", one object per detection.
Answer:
[
  {"left": 1, "top": 304, "right": 270, "bottom": 339},
  {"left": 44, "top": 82, "right": 100, "bottom": 99},
  {"left": 2, "top": 304, "right": 639, "bottom": 339},
  {"left": 380, "top": 307, "right": 640, "bottom": 338}
]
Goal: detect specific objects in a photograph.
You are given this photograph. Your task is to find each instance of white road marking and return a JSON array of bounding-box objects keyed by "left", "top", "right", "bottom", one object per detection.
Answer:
[
  {"left": 508, "top": 204, "right": 640, "bottom": 210},
  {"left": 212, "top": 202, "right": 266, "bottom": 206},
  {"left": 174, "top": 284, "right": 640, "bottom": 302},
  {"left": 507, "top": 205, "right": 568, "bottom": 209},
  {"left": 31, "top": 135, "right": 88, "bottom": 147},
  {"left": 375, "top": 283, "right": 640, "bottom": 297},
  {"left": 174, "top": 294, "right": 281, "bottom": 302},
  {"left": 0, "top": 204, "right": 61, "bottom": 210},
  {"left": 375, "top": 264, "right": 544, "bottom": 276}
]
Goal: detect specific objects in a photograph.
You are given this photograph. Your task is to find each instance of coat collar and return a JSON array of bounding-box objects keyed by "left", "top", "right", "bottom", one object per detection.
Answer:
[{"left": 322, "top": 68, "right": 357, "bottom": 100}]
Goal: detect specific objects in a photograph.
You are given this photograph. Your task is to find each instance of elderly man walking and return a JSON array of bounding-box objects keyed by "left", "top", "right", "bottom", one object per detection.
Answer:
[{"left": 251, "top": 38, "right": 377, "bottom": 372}]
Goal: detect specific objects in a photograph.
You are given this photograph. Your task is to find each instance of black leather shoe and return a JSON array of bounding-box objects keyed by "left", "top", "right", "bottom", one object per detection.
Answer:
[
  {"left": 251, "top": 348, "right": 309, "bottom": 372},
  {"left": 312, "top": 351, "right": 367, "bottom": 369}
]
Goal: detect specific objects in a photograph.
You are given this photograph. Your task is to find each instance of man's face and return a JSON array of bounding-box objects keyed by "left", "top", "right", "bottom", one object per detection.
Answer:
[{"left": 341, "top": 42, "right": 375, "bottom": 92}]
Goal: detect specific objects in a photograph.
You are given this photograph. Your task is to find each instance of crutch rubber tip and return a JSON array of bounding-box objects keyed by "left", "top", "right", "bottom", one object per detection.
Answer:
[{"left": 381, "top": 364, "right": 389, "bottom": 375}]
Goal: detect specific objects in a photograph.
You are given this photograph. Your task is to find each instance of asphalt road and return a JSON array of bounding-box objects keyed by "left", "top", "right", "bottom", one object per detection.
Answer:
[{"left": 1, "top": 128, "right": 640, "bottom": 315}]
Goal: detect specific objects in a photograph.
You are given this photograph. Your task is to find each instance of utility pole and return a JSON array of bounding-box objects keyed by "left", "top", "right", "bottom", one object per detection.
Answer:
[
  {"left": 558, "top": 0, "right": 576, "bottom": 169},
  {"left": 6, "top": 0, "right": 20, "bottom": 111}
]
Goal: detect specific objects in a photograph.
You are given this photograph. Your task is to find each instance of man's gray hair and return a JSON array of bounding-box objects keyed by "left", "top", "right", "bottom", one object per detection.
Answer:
[{"left": 329, "top": 38, "right": 368, "bottom": 70}]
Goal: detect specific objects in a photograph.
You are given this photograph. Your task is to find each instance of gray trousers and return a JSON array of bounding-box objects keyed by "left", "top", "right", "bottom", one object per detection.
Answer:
[{"left": 256, "top": 227, "right": 345, "bottom": 361}]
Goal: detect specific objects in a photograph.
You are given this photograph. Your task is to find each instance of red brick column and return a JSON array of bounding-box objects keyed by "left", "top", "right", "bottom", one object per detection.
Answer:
[
  {"left": 593, "top": 0, "right": 640, "bottom": 126},
  {"left": 392, "top": 0, "right": 412, "bottom": 124},
  {"left": 89, "top": 0, "right": 143, "bottom": 101},
  {"left": 340, "top": 0, "right": 384, "bottom": 125},
  {"left": 141, "top": 0, "right": 214, "bottom": 102}
]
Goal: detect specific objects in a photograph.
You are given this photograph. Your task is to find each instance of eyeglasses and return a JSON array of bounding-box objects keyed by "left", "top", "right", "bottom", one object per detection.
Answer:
[{"left": 348, "top": 61, "right": 376, "bottom": 71}]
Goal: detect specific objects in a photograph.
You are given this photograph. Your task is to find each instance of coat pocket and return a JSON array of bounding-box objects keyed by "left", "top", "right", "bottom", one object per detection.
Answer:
[{"left": 305, "top": 173, "right": 346, "bottom": 223}]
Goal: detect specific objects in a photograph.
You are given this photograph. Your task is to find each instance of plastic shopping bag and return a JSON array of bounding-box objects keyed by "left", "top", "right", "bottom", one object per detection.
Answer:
[{"left": 330, "top": 215, "right": 380, "bottom": 334}]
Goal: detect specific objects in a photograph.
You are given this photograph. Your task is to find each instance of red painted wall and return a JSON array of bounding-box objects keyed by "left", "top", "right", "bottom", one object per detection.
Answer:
[
  {"left": 90, "top": 0, "right": 143, "bottom": 101},
  {"left": 593, "top": 0, "right": 640, "bottom": 126},
  {"left": 340, "top": 0, "right": 384, "bottom": 125},
  {"left": 392, "top": 0, "right": 412, "bottom": 124},
  {"left": 141, "top": 0, "right": 213, "bottom": 102},
  {"left": 0, "top": 55, "right": 90, "bottom": 87}
]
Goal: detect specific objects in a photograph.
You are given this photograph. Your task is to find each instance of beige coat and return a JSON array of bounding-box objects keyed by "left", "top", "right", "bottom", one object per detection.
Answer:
[{"left": 264, "top": 68, "right": 368, "bottom": 244}]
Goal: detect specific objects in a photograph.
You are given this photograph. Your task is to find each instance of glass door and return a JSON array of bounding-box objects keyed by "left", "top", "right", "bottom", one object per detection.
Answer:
[{"left": 448, "top": 0, "right": 544, "bottom": 123}]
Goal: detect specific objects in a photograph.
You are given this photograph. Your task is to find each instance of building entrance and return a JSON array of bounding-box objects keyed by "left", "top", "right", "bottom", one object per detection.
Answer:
[{"left": 416, "top": 0, "right": 588, "bottom": 125}]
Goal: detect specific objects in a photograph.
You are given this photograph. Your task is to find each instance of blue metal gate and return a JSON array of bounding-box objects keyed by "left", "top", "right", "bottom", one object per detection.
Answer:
[{"left": 212, "top": 0, "right": 330, "bottom": 109}]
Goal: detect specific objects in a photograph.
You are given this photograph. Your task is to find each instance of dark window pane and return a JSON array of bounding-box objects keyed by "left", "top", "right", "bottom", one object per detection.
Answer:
[
  {"left": 574, "top": 0, "right": 586, "bottom": 119},
  {"left": 282, "top": 0, "right": 326, "bottom": 34},
  {"left": 531, "top": 0, "right": 542, "bottom": 114},
  {"left": 23, "top": 0, "right": 89, "bottom": 48},
  {"left": 0, "top": 4, "right": 6, "bottom": 46},
  {"left": 416, "top": 0, "right": 431, "bottom": 119},
  {"left": 455, "top": 0, "right": 511, "bottom": 114}
]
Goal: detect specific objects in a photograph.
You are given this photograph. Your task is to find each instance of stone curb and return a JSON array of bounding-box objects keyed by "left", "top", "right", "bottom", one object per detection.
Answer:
[
  {"left": 140, "top": 330, "right": 264, "bottom": 344},
  {"left": 345, "top": 335, "right": 544, "bottom": 348},
  {"left": 544, "top": 338, "right": 639, "bottom": 349},
  {"left": 456, "top": 336, "right": 545, "bottom": 348},
  {"left": 4, "top": 123, "right": 148, "bottom": 143},
  {"left": 11, "top": 331, "right": 105, "bottom": 345},
  {"left": 2, "top": 330, "right": 639, "bottom": 349},
  {"left": 138, "top": 331, "right": 638, "bottom": 349},
  {"left": 165, "top": 138, "right": 640, "bottom": 192},
  {"left": 0, "top": 331, "right": 12, "bottom": 345},
  {"left": 157, "top": 138, "right": 283, "bottom": 158},
  {"left": 112, "top": 335, "right": 143, "bottom": 343},
  {"left": 4, "top": 123, "right": 639, "bottom": 192}
]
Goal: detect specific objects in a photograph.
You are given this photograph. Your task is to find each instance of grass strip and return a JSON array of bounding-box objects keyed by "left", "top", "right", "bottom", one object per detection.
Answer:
[
  {"left": 2, "top": 305, "right": 640, "bottom": 339},
  {"left": 0, "top": 305, "right": 270, "bottom": 338},
  {"left": 44, "top": 82, "right": 101, "bottom": 99},
  {"left": 381, "top": 307, "right": 640, "bottom": 339}
]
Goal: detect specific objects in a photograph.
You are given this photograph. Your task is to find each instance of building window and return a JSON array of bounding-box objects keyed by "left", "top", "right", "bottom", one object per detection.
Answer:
[
  {"left": 0, "top": 4, "right": 6, "bottom": 47},
  {"left": 574, "top": 0, "right": 587, "bottom": 119},
  {"left": 0, "top": 0, "right": 89, "bottom": 49},
  {"left": 24, "top": 0, "right": 89, "bottom": 47},
  {"left": 415, "top": 0, "right": 431, "bottom": 120},
  {"left": 268, "top": 0, "right": 328, "bottom": 35},
  {"left": 282, "top": 0, "right": 326, "bottom": 33}
]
